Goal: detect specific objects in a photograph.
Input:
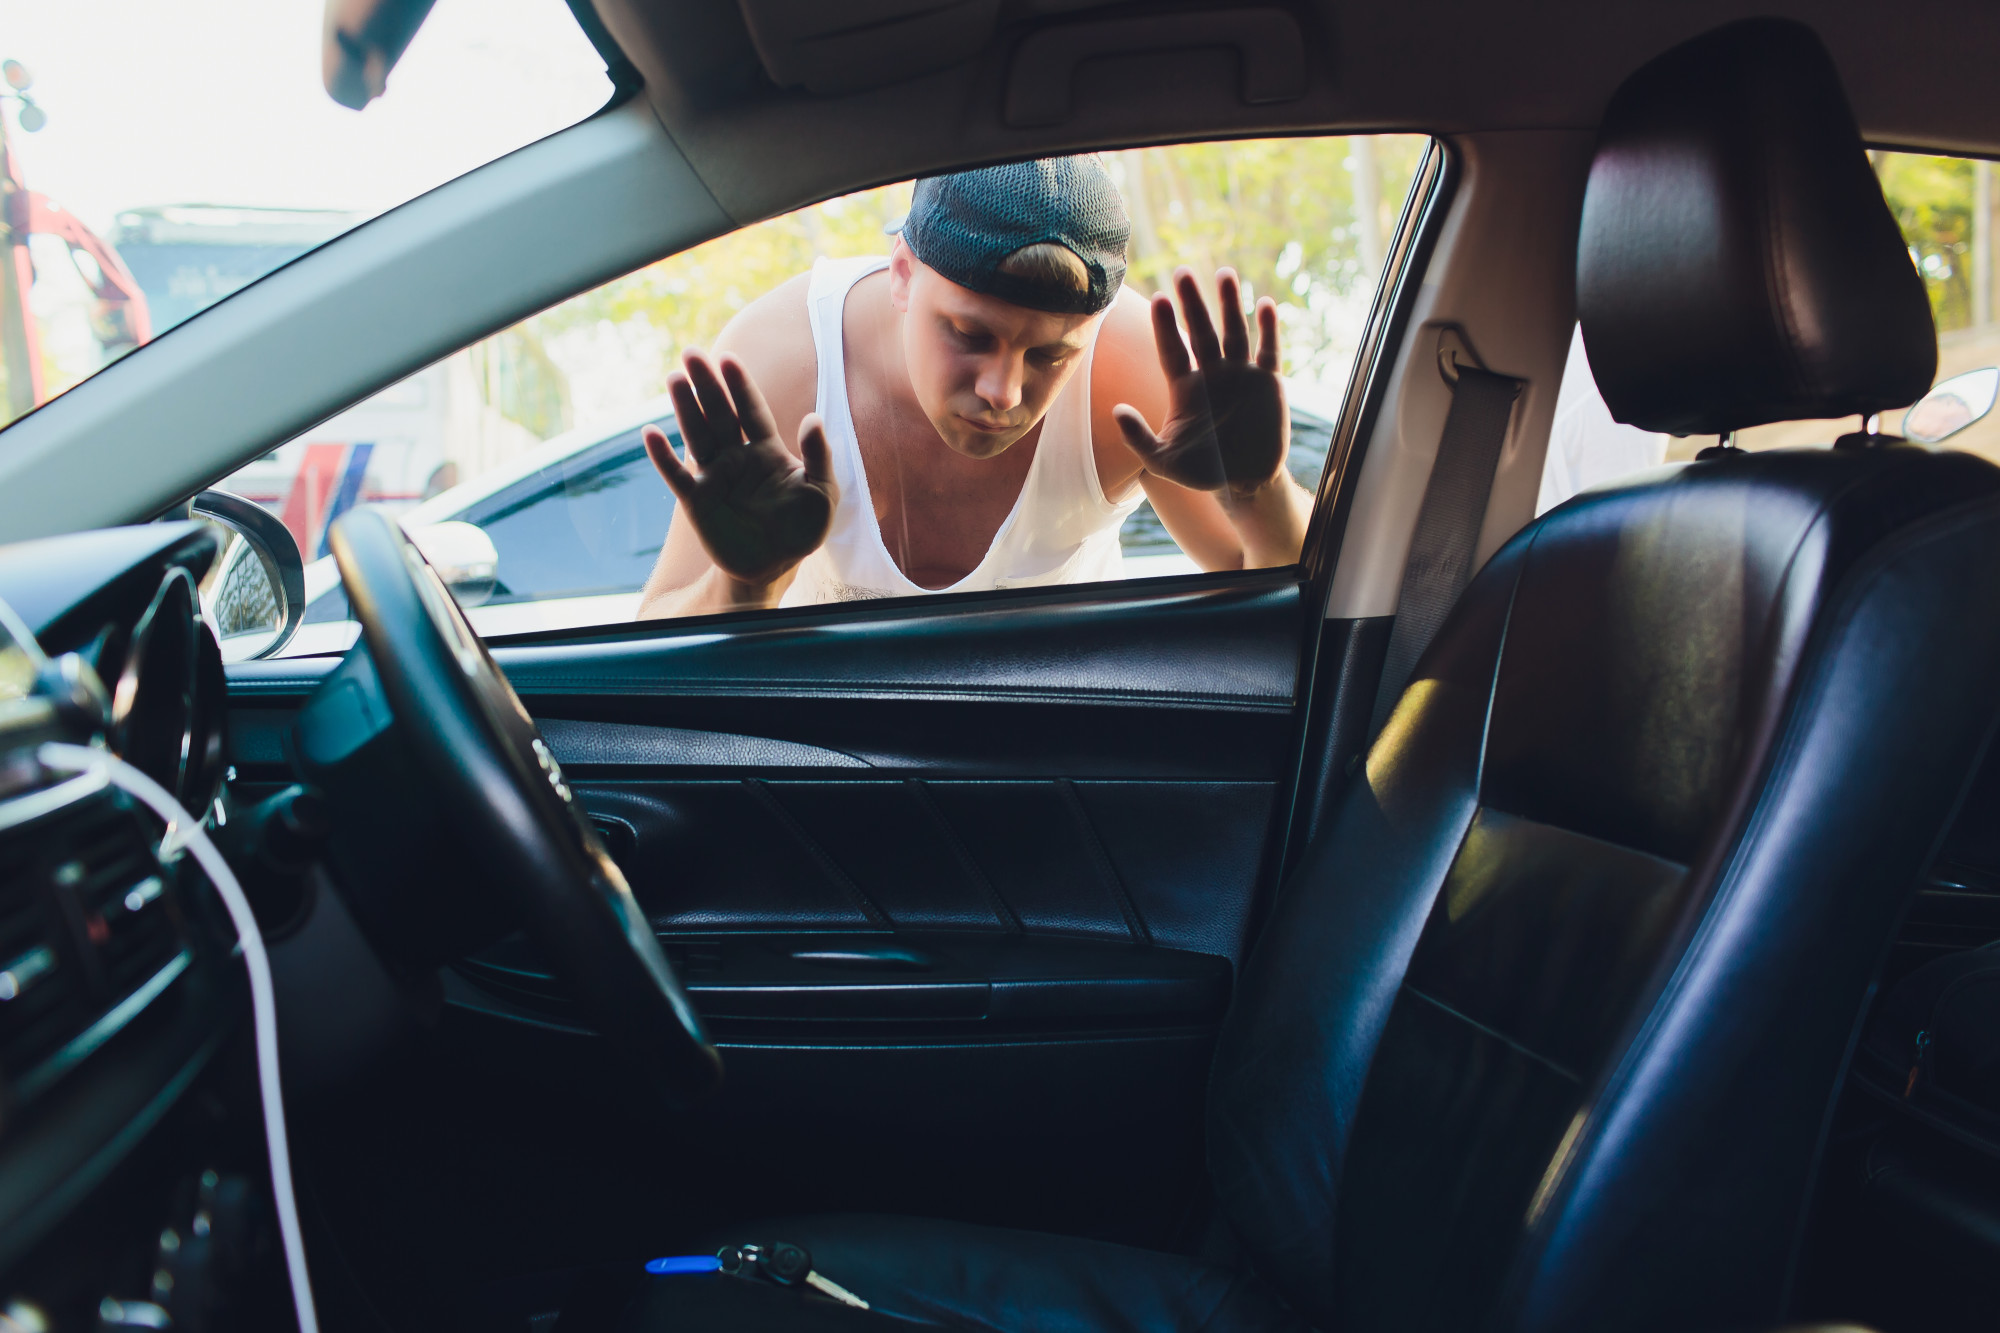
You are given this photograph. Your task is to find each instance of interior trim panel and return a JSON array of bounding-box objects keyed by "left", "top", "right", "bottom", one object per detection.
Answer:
[
  {"left": 230, "top": 572, "right": 1304, "bottom": 709},
  {"left": 456, "top": 930, "right": 1233, "bottom": 1032},
  {"left": 536, "top": 717, "right": 868, "bottom": 769},
  {"left": 227, "top": 574, "right": 1310, "bottom": 781},
  {"left": 575, "top": 777, "right": 1277, "bottom": 960}
]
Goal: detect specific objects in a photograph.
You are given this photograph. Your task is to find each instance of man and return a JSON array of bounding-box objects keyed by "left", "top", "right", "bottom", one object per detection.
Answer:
[{"left": 637, "top": 156, "right": 1312, "bottom": 618}]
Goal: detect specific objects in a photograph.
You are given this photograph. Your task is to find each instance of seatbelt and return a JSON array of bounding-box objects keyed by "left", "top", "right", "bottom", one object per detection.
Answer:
[{"left": 1369, "top": 363, "right": 1523, "bottom": 735}]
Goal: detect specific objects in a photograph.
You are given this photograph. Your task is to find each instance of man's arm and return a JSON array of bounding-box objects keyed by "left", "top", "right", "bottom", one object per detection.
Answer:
[
  {"left": 1091, "top": 269, "right": 1313, "bottom": 571},
  {"left": 637, "top": 276, "right": 827, "bottom": 619}
]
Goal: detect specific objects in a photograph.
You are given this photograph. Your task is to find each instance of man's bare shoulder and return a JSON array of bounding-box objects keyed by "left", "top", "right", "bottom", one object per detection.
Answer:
[
  {"left": 1091, "top": 286, "right": 1169, "bottom": 430},
  {"left": 1096, "top": 280, "right": 1160, "bottom": 356},
  {"left": 714, "top": 271, "right": 818, "bottom": 437},
  {"left": 1085, "top": 287, "right": 1169, "bottom": 498}
]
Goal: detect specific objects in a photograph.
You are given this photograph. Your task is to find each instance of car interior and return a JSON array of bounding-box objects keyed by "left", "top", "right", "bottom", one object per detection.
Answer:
[{"left": 2, "top": 2, "right": 2000, "bottom": 1331}]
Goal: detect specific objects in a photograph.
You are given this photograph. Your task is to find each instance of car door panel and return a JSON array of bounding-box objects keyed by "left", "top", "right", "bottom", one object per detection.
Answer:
[
  {"left": 453, "top": 930, "right": 1233, "bottom": 1028},
  {"left": 539, "top": 695, "right": 1295, "bottom": 778},
  {"left": 226, "top": 569, "right": 1309, "bottom": 1250},
  {"left": 569, "top": 778, "right": 1275, "bottom": 953},
  {"left": 234, "top": 576, "right": 1302, "bottom": 777},
  {"left": 490, "top": 576, "right": 1300, "bottom": 710},
  {"left": 493, "top": 576, "right": 1303, "bottom": 966},
  {"left": 536, "top": 716, "right": 868, "bottom": 768}
]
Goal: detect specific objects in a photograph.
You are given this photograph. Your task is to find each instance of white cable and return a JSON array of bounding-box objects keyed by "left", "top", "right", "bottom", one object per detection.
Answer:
[{"left": 38, "top": 743, "right": 319, "bottom": 1333}]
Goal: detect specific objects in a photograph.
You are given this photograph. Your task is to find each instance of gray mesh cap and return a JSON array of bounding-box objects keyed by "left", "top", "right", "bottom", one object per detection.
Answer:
[{"left": 900, "top": 156, "right": 1130, "bottom": 316}]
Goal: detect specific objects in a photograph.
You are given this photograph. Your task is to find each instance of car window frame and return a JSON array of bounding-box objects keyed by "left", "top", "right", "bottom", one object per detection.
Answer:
[{"left": 401, "top": 136, "right": 1456, "bottom": 656}]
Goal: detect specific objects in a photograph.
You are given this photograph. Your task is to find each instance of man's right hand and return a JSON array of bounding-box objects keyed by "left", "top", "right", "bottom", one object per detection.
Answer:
[{"left": 643, "top": 349, "right": 838, "bottom": 590}]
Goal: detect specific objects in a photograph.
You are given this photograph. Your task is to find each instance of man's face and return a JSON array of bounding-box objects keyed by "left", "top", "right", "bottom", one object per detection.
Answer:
[{"left": 890, "top": 241, "right": 1101, "bottom": 460}]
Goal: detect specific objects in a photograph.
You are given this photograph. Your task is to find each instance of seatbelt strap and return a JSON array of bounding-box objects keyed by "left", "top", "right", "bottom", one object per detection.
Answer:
[{"left": 1369, "top": 364, "right": 1523, "bottom": 735}]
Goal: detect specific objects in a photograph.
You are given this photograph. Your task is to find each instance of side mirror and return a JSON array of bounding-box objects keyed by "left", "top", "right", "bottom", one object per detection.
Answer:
[
  {"left": 1903, "top": 367, "right": 2000, "bottom": 445},
  {"left": 189, "top": 490, "right": 306, "bottom": 662},
  {"left": 407, "top": 520, "right": 499, "bottom": 606}
]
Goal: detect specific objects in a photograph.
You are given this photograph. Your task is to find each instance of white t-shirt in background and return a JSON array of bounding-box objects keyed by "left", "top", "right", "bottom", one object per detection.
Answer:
[{"left": 1536, "top": 323, "right": 1671, "bottom": 516}]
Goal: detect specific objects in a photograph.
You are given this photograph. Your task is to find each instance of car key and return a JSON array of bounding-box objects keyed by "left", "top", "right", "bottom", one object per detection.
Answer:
[
  {"left": 718, "top": 1242, "right": 870, "bottom": 1310},
  {"left": 760, "top": 1242, "right": 871, "bottom": 1309}
]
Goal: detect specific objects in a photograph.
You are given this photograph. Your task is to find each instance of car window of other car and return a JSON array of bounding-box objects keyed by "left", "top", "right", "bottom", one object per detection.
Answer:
[
  {"left": 243, "top": 133, "right": 1432, "bottom": 652},
  {"left": 1539, "top": 149, "right": 2000, "bottom": 513},
  {"left": 465, "top": 426, "right": 677, "bottom": 605}
]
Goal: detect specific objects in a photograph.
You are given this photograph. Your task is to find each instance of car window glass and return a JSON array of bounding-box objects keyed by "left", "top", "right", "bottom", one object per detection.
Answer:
[
  {"left": 468, "top": 428, "right": 677, "bottom": 602},
  {"left": 243, "top": 134, "right": 1431, "bottom": 655},
  {"left": 1539, "top": 149, "right": 2000, "bottom": 512},
  {"left": 0, "top": 0, "right": 612, "bottom": 436}
]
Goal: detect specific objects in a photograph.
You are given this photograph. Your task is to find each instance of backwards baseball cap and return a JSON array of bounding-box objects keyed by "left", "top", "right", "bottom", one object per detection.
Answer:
[{"left": 899, "top": 156, "right": 1130, "bottom": 317}]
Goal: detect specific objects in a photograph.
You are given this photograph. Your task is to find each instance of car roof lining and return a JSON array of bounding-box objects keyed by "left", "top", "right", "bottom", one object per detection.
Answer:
[{"left": 593, "top": 0, "right": 2000, "bottom": 225}]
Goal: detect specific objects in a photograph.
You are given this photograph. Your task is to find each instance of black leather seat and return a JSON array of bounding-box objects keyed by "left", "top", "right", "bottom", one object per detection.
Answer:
[{"left": 622, "top": 20, "right": 2000, "bottom": 1333}]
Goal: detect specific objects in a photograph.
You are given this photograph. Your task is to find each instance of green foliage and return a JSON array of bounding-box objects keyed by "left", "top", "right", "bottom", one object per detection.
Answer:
[
  {"left": 471, "top": 325, "right": 573, "bottom": 439},
  {"left": 537, "top": 182, "right": 915, "bottom": 358},
  {"left": 1879, "top": 152, "right": 1977, "bottom": 332},
  {"left": 529, "top": 137, "right": 1429, "bottom": 396},
  {"left": 1111, "top": 137, "right": 1427, "bottom": 379}
]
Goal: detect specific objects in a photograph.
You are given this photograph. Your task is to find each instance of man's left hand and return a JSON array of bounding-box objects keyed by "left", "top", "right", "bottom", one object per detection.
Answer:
[{"left": 1113, "top": 266, "right": 1290, "bottom": 498}]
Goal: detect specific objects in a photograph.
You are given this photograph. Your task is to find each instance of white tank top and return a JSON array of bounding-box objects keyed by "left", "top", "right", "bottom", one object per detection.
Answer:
[{"left": 780, "top": 256, "right": 1141, "bottom": 606}]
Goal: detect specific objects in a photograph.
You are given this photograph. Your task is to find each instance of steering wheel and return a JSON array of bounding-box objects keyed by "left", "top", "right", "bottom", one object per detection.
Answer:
[{"left": 327, "top": 506, "right": 722, "bottom": 1105}]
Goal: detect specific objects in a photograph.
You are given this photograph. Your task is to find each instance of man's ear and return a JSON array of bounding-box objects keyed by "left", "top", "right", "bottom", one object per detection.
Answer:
[{"left": 888, "top": 237, "right": 916, "bottom": 313}]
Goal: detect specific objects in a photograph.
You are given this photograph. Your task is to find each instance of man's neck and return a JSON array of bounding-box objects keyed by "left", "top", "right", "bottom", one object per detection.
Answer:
[
  {"left": 838, "top": 266, "right": 1041, "bottom": 590},
  {"left": 847, "top": 273, "right": 920, "bottom": 423}
]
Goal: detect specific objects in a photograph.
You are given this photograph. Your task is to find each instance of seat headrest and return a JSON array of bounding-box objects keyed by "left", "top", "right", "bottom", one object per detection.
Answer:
[{"left": 1577, "top": 19, "right": 1936, "bottom": 437}]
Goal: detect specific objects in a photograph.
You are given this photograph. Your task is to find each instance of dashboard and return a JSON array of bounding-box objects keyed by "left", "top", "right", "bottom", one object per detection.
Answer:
[
  {"left": 0, "top": 524, "right": 230, "bottom": 818},
  {"left": 0, "top": 522, "right": 284, "bottom": 1332}
]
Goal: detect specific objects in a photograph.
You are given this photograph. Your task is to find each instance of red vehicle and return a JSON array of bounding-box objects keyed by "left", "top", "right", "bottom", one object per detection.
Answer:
[{"left": 0, "top": 60, "right": 151, "bottom": 422}]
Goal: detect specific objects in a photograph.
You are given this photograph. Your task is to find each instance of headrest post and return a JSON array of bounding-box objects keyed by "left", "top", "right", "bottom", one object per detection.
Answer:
[{"left": 1695, "top": 431, "right": 1741, "bottom": 461}]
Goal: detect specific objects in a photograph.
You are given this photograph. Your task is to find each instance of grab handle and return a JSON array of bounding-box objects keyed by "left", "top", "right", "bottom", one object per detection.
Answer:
[{"left": 1004, "top": 9, "right": 1309, "bottom": 128}]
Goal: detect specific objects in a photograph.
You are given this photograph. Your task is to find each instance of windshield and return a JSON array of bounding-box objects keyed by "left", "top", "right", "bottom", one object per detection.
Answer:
[{"left": 0, "top": 0, "right": 611, "bottom": 432}]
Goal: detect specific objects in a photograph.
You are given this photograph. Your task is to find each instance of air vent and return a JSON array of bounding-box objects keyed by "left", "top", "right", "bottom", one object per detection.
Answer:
[
  {"left": 60, "top": 798, "right": 186, "bottom": 998},
  {"left": 0, "top": 779, "right": 191, "bottom": 1098},
  {"left": 0, "top": 811, "right": 89, "bottom": 1078}
]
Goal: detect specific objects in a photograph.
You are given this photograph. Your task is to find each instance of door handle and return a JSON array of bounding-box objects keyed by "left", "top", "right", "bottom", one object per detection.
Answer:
[{"left": 1003, "top": 9, "right": 1309, "bottom": 128}]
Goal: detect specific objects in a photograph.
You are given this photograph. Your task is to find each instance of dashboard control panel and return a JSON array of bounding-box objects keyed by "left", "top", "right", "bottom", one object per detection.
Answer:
[{"left": 0, "top": 526, "right": 289, "bottom": 1331}]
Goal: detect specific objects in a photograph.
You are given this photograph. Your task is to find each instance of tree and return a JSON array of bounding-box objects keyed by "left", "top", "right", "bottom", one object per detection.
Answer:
[
  {"left": 1878, "top": 152, "right": 1975, "bottom": 332},
  {"left": 528, "top": 138, "right": 1430, "bottom": 411},
  {"left": 1108, "top": 137, "right": 1427, "bottom": 383}
]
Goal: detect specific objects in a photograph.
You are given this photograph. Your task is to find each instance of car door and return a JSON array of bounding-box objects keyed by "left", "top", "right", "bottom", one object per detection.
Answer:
[
  {"left": 231, "top": 439, "right": 1338, "bottom": 1268},
  {"left": 218, "top": 135, "right": 1449, "bottom": 1281}
]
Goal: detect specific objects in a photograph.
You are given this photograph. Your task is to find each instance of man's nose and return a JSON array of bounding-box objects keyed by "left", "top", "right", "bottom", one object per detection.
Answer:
[{"left": 973, "top": 355, "right": 1024, "bottom": 415}]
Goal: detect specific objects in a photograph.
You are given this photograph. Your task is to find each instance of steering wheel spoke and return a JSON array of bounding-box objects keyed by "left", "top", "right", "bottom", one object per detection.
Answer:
[{"left": 303, "top": 507, "right": 722, "bottom": 1106}]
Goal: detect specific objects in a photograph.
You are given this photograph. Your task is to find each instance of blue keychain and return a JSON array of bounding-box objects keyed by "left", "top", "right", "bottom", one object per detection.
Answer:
[
  {"left": 644, "top": 1255, "right": 722, "bottom": 1275},
  {"left": 644, "top": 1244, "right": 869, "bottom": 1309}
]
